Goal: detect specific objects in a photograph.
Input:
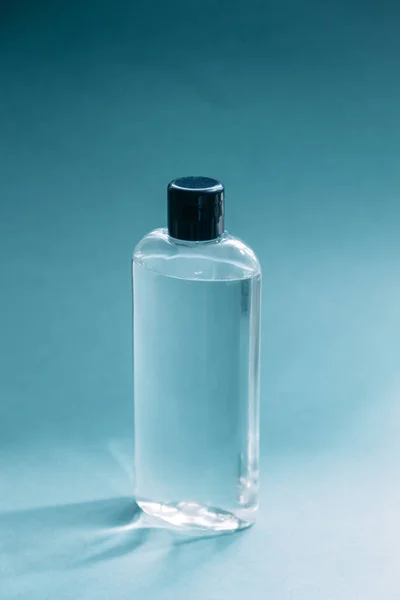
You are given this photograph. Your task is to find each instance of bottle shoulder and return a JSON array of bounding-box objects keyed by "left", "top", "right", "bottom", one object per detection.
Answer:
[{"left": 133, "top": 228, "right": 261, "bottom": 281}]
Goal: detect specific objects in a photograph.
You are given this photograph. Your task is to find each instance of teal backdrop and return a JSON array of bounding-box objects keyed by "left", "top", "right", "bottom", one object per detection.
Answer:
[{"left": 0, "top": 0, "right": 399, "bottom": 598}]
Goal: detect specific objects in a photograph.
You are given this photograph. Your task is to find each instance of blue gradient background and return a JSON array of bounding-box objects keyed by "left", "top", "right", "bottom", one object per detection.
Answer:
[{"left": 1, "top": 0, "right": 399, "bottom": 598}]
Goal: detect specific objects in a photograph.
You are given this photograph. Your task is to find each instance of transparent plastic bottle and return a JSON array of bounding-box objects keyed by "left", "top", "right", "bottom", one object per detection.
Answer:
[{"left": 132, "top": 177, "right": 261, "bottom": 532}]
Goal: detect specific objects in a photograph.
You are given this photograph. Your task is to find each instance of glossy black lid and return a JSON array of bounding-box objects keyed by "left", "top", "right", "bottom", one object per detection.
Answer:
[{"left": 167, "top": 176, "right": 225, "bottom": 241}]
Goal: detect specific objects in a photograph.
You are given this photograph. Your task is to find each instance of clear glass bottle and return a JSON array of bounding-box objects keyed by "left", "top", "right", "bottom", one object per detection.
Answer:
[{"left": 132, "top": 176, "right": 261, "bottom": 532}]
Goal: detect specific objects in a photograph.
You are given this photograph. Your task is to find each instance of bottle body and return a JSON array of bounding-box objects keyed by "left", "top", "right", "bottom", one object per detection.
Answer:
[{"left": 133, "top": 229, "right": 261, "bottom": 531}]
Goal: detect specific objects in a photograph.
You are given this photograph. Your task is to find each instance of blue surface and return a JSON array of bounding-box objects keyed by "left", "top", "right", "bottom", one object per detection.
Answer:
[{"left": 1, "top": 1, "right": 400, "bottom": 598}]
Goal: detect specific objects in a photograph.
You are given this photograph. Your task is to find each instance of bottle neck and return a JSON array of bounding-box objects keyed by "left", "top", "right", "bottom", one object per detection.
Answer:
[
  {"left": 168, "top": 231, "right": 226, "bottom": 247},
  {"left": 167, "top": 217, "right": 224, "bottom": 243}
]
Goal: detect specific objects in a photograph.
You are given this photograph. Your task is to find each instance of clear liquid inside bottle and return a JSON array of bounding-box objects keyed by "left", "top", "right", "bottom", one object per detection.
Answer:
[{"left": 133, "top": 229, "right": 261, "bottom": 532}]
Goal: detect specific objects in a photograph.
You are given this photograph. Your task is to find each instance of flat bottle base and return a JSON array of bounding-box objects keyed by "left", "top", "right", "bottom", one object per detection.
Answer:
[{"left": 136, "top": 498, "right": 256, "bottom": 533}]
